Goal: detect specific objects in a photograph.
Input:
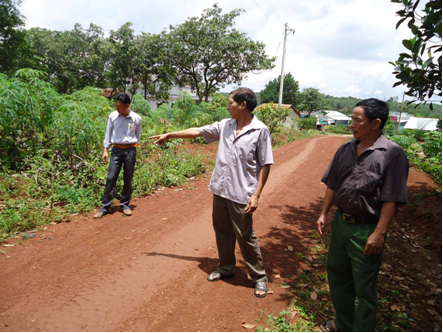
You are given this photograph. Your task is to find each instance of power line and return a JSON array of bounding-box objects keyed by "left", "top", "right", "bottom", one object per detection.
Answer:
[
  {"left": 251, "top": 0, "right": 272, "bottom": 21},
  {"left": 266, "top": 0, "right": 283, "bottom": 21}
]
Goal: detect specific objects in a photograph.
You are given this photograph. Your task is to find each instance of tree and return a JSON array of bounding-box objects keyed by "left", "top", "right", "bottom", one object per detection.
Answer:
[
  {"left": 259, "top": 72, "right": 299, "bottom": 106},
  {"left": 27, "top": 23, "right": 107, "bottom": 93},
  {"left": 0, "top": 0, "right": 29, "bottom": 74},
  {"left": 135, "top": 33, "right": 171, "bottom": 103},
  {"left": 105, "top": 22, "right": 140, "bottom": 95},
  {"left": 160, "top": 4, "right": 276, "bottom": 102},
  {"left": 299, "top": 88, "right": 330, "bottom": 115},
  {"left": 390, "top": 0, "right": 442, "bottom": 107}
]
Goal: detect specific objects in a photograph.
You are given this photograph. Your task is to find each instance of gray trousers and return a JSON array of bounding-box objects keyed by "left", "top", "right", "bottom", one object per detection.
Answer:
[
  {"left": 99, "top": 147, "right": 136, "bottom": 213},
  {"left": 212, "top": 194, "right": 267, "bottom": 283}
]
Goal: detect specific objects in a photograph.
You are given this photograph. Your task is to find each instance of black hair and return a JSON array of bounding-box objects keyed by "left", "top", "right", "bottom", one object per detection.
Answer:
[
  {"left": 355, "top": 98, "right": 389, "bottom": 130},
  {"left": 114, "top": 92, "right": 131, "bottom": 105},
  {"left": 230, "top": 87, "right": 257, "bottom": 112}
]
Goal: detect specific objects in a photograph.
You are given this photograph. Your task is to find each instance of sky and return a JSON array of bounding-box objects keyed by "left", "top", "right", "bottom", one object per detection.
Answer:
[{"left": 20, "top": 0, "right": 418, "bottom": 101}]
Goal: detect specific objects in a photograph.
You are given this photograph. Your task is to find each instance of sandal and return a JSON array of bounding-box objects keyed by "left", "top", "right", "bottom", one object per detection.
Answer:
[
  {"left": 320, "top": 321, "right": 338, "bottom": 332},
  {"left": 207, "top": 271, "right": 235, "bottom": 282},
  {"left": 254, "top": 280, "right": 268, "bottom": 298}
]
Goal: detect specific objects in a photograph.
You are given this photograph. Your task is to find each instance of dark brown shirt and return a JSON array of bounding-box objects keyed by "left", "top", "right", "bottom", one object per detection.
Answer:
[{"left": 322, "top": 135, "right": 409, "bottom": 218}]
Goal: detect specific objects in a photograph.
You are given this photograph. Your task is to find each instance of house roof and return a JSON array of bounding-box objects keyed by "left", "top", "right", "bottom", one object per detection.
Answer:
[
  {"left": 256, "top": 103, "right": 301, "bottom": 116},
  {"left": 324, "top": 110, "right": 351, "bottom": 121},
  {"left": 404, "top": 117, "right": 439, "bottom": 131}
]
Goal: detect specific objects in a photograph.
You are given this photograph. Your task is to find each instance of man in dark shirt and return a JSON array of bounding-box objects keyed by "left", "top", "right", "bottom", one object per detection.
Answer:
[{"left": 317, "top": 98, "right": 409, "bottom": 332}]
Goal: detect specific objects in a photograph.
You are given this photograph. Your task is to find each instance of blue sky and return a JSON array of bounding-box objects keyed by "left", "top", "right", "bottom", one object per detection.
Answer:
[{"left": 21, "top": 0, "right": 415, "bottom": 101}]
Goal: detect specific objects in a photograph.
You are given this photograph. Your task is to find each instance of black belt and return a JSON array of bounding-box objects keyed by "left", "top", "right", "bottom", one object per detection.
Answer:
[{"left": 339, "top": 211, "right": 378, "bottom": 224}]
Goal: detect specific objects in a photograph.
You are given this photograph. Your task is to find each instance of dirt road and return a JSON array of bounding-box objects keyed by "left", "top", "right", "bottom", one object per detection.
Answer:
[{"left": 0, "top": 135, "right": 427, "bottom": 331}]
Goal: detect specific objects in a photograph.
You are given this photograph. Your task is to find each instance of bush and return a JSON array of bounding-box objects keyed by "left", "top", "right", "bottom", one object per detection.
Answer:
[
  {"left": 400, "top": 129, "right": 427, "bottom": 141},
  {"left": 130, "top": 94, "right": 152, "bottom": 116},
  {"left": 328, "top": 125, "right": 349, "bottom": 134},
  {"left": 254, "top": 103, "right": 291, "bottom": 135},
  {"left": 298, "top": 116, "right": 316, "bottom": 130}
]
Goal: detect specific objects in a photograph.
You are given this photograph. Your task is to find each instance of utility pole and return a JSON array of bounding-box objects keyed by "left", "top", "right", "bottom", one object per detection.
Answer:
[
  {"left": 398, "top": 91, "right": 405, "bottom": 130},
  {"left": 278, "top": 23, "right": 295, "bottom": 106}
]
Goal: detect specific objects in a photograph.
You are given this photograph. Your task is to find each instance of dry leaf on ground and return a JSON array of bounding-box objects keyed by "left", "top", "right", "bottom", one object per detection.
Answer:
[{"left": 310, "top": 291, "right": 318, "bottom": 301}]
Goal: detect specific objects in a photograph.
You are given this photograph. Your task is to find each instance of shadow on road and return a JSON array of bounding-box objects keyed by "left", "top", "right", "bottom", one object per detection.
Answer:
[{"left": 143, "top": 252, "right": 253, "bottom": 288}]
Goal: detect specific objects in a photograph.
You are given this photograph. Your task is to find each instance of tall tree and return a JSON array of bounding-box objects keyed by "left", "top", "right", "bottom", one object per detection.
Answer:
[
  {"left": 105, "top": 22, "right": 140, "bottom": 95},
  {"left": 160, "top": 4, "right": 276, "bottom": 102},
  {"left": 260, "top": 72, "right": 299, "bottom": 106},
  {"left": 27, "top": 23, "right": 107, "bottom": 93},
  {"left": 390, "top": 0, "right": 442, "bottom": 107},
  {"left": 0, "top": 0, "right": 28, "bottom": 74},
  {"left": 299, "top": 88, "right": 330, "bottom": 115},
  {"left": 135, "top": 33, "right": 171, "bottom": 103}
]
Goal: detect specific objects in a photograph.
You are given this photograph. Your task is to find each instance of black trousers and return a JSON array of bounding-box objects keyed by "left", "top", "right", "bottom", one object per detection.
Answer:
[{"left": 99, "top": 147, "right": 136, "bottom": 213}]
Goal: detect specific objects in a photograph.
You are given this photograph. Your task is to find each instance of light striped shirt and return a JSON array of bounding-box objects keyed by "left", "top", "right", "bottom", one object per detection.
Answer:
[{"left": 103, "top": 110, "right": 142, "bottom": 148}]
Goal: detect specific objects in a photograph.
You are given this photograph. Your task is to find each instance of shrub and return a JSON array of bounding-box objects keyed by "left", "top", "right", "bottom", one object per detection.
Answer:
[
  {"left": 329, "top": 125, "right": 349, "bottom": 134},
  {"left": 254, "top": 103, "right": 291, "bottom": 135},
  {"left": 298, "top": 116, "right": 316, "bottom": 130}
]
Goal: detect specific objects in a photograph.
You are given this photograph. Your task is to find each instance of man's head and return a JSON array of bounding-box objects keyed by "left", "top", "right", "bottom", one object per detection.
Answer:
[
  {"left": 351, "top": 98, "right": 389, "bottom": 141},
  {"left": 114, "top": 93, "right": 131, "bottom": 116},
  {"left": 228, "top": 88, "right": 257, "bottom": 118}
]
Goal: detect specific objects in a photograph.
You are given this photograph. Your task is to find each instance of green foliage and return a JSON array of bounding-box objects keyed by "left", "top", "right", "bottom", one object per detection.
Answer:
[
  {"left": 0, "top": 0, "right": 28, "bottom": 74},
  {"left": 384, "top": 118, "right": 396, "bottom": 136},
  {"left": 299, "top": 88, "right": 330, "bottom": 115},
  {"left": 400, "top": 128, "right": 428, "bottom": 141},
  {"left": 390, "top": 134, "right": 418, "bottom": 150},
  {"left": 298, "top": 116, "right": 317, "bottom": 130},
  {"left": 422, "top": 131, "right": 442, "bottom": 161},
  {"left": 260, "top": 72, "right": 299, "bottom": 106},
  {"left": 159, "top": 4, "right": 276, "bottom": 101},
  {"left": 254, "top": 103, "right": 291, "bottom": 135},
  {"left": 131, "top": 94, "right": 152, "bottom": 117},
  {"left": 328, "top": 125, "right": 349, "bottom": 134},
  {"left": 26, "top": 24, "right": 107, "bottom": 93},
  {"left": 390, "top": 0, "right": 442, "bottom": 106}
]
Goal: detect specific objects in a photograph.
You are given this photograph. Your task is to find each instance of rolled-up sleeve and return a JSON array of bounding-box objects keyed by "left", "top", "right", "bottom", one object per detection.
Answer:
[
  {"left": 380, "top": 147, "right": 409, "bottom": 204},
  {"left": 257, "top": 128, "right": 274, "bottom": 166},
  {"left": 200, "top": 121, "right": 223, "bottom": 143},
  {"left": 103, "top": 115, "right": 113, "bottom": 148}
]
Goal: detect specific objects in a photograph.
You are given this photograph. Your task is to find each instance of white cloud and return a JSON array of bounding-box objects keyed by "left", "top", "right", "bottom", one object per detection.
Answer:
[{"left": 20, "top": 0, "right": 416, "bottom": 100}]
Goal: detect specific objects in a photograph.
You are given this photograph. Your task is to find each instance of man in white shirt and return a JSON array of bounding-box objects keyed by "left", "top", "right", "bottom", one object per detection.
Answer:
[
  {"left": 94, "top": 93, "right": 142, "bottom": 219},
  {"left": 149, "top": 88, "right": 273, "bottom": 297}
]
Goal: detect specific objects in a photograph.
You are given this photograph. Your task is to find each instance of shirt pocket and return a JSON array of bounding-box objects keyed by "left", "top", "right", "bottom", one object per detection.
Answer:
[
  {"left": 127, "top": 123, "right": 136, "bottom": 136},
  {"left": 356, "top": 171, "right": 381, "bottom": 194}
]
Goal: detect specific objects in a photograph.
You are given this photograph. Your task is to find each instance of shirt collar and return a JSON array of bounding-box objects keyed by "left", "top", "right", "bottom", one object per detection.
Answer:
[
  {"left": 352, "top": 134, "right": 389, "bottom": 151},
  {"left": 118, "top": 109, "right": 133, "bottom": 119}
]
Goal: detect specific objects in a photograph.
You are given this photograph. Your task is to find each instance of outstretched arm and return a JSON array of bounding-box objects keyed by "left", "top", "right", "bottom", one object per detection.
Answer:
[
  {"left": 245, "top": 164, "right": 271, "bottom": 214},
  {"left": 317, "top": 187, "right": 335, "bottom": 235},
  {"left": 149, "top": 128, "right": 202, "bottom": 145}
]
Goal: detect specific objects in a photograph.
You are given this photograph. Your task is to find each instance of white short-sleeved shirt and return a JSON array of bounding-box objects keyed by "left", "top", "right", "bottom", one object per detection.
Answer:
[
  {"left": 199, "top": 115, "right": 274, "bottom": 205},
  {"left": 103, "top": 110, "right": 142, "bottom": 148}
]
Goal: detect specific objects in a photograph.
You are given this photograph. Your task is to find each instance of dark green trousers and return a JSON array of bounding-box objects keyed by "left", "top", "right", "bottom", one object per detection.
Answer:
[
  {"left": 326, "top": 210, "right": 384, "bottom": 332},
  {"left": 212, "top": 194, "right": 267, "bottom": 283}
]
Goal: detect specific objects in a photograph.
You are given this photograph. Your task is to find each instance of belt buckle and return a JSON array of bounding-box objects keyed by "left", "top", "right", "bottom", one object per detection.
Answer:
[{"left": 342, "top": 213, "right": 355, "bottom": 223}]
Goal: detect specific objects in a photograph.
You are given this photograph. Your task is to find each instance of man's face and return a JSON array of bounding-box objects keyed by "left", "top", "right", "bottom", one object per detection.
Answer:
[
  {"left": 350, "top": 106, "right": 379, "bottom": 141},
  {"left": 116, "top": 100, "right": 130, "bottom": 115},
  {"left": 227, "top": 94, "right": 245, "bottom": 120}
]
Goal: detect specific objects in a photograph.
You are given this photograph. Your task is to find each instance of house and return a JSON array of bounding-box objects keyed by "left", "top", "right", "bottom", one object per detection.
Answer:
[{"left": 404, "top": 117, "right": 439, "bottom": 131}]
